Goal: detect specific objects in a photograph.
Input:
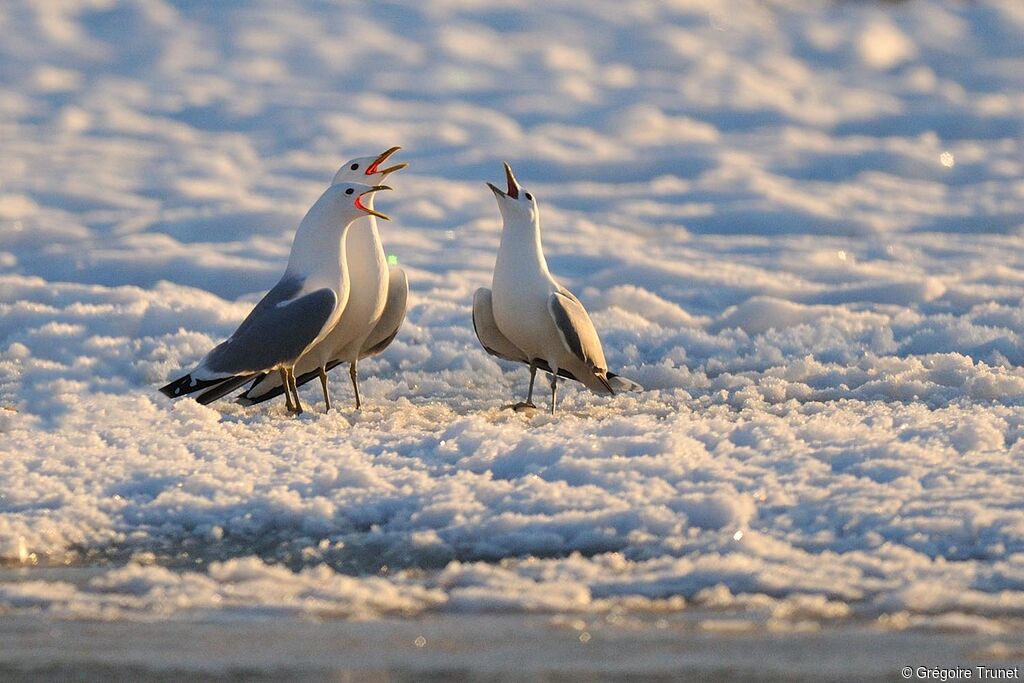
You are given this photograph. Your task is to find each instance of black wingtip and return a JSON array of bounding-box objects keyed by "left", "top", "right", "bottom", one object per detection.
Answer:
[
  {"left": 235, "top": 374, "right": 290, "bottom": 406},
  {"left": 606, "top": 372, "right": 644, "bottom": 393},
  {"left": 159, "top": 374, "right": 195, "bottom": 398},
  {"left": 159, "top": 373, "right": 238, "bottom": 400},
  {"left": 235, "top": 364, "right": 336, "bottom": 406},
  {"left": 236, "top": 372, "right": 267, "bottom": 404},
  {"left": 195, "top": 374, "right": 258, "bottom": 405}
]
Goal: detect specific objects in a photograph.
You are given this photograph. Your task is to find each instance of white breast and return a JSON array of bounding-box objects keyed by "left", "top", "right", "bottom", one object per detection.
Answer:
[
  {"left": 300, "top": 218, "right": 388, "bottom": 369},
  {"left": 491, "top": 232, "right": 562, "bottom": 365},
  {"left": 335, "top": 220, "right": 390, "bottom": 356}
]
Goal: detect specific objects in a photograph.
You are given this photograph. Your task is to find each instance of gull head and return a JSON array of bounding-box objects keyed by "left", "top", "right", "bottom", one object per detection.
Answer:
[
  {"left": 487, "top": 162, "right": 538, "bottom": 224},
  {"left": 322, "top": 181, "right": 393, "bottom": 222},
  {"left": 332, "top": 146, "right": 408, "bottom": 185}
]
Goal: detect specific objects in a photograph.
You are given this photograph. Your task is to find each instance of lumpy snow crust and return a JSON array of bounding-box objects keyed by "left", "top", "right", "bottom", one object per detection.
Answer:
[{"left": 2, "top": 0, "right": 1024, "bottom": 632}]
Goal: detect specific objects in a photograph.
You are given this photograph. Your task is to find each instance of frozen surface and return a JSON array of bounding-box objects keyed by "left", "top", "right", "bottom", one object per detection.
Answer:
[
  {"left": 3, "top": 609, "right": 1024, "bottom": 682},
  {"left": 3, "top": 0, "right": 1024, "bottom": 643}
]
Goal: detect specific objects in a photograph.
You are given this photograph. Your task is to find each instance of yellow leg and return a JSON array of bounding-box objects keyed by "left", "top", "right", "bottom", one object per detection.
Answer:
[
  {"left": 319, "top": 366, "right": 332, "bottom": 413},
  {"left": 279, "top": 368, "right": 294, "bottom": 412},
  {"left": 349, "top": 361, "right": 361, "bottom": 410},
  {"left": 550, "top": 374, "right": 558, "bottom": 415},
  {"left": 527, "top": 362, "right": 537, "bottom": 406},
  {"left": 288, "top": 368, "right": 304, "bottom": 414}
]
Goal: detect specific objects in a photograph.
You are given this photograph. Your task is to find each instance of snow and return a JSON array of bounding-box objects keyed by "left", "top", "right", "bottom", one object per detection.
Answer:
[{"left": 2, "top": 0, "right": 1024, "bottom": 640}]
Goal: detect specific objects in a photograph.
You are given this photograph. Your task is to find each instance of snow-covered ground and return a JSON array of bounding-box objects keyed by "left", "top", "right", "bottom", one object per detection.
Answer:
[{"left": 3, "top": 0, "right": 1024, "bottom": 653}]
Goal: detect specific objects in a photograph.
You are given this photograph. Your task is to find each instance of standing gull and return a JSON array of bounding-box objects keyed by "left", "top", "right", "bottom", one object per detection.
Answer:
[
  {"left": 159, "top": 181, "right": 391, "bottom": 413},
  {"left": 473, "top": 163, "right": 642, "bottom": 414},
  {"left": 238, "top": 147, "right": 409, "bottom": 411}
]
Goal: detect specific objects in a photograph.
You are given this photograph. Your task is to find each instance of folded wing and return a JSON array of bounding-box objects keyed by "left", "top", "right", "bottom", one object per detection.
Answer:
[
  {"left": 473, "top": 287, "right": 529, "bottom": 363},
  {"left": 548, "top": 289, "right": 613, "bottom": 393},
  {"left": 201, "top": 278, "right": 337, "bottom": 378},
  {"left": 360, "top": 265, "right": 409, "bottom": 359}
]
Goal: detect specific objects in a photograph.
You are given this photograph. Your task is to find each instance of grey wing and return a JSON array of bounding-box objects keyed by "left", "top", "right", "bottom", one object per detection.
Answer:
[
  {"left": 548, "top": 290, "right": 609, "bottom": 374},
  {"left": 360, "top": 265, "right": 409, "bottom": 358},
  {"left": 202, "top": 278, "right": 337, "bottom": 376},
  {"left": 473, "top": 287, "right": 528, "bottom": 363}
]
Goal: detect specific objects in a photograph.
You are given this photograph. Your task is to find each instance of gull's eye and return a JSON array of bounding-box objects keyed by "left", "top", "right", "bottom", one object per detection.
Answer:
[
  {"left": 525, "top": 192, "right": 533, "bottom": 201},
  {"left": 350, "top": 163, "right": 359, "bottom": 170},
  {"left": 345, "top": 188, "right": 354, "bottom": 195}
]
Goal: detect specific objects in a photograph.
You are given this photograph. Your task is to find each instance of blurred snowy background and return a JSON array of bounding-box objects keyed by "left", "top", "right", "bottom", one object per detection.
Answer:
[{"left": 2, "top": 0, "right": 1024, "bottom": 665}]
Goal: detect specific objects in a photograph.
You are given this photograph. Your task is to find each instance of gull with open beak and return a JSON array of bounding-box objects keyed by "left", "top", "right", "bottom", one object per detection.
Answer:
[
  {"left": 473, "top": 163, "right": 642, "bottom": 414},
  {"left": 238, "top": 147, "right": 410, "bottom": 411},
  {"left": 159, "top": 182, "right": 392, "bottom": 414}
]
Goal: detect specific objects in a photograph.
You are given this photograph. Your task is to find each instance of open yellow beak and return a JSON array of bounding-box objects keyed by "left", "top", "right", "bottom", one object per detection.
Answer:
[
  {"left": 366, "top": 146, "right": 408, "bottom": 176},
  {"left": 354, "top": 185, "right": 392, "bottom": 220}
]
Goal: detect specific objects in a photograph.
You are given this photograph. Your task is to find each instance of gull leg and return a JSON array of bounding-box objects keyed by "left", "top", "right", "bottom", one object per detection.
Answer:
[
  {"left": 280, "top": 368, "right": 295, "bottom": 412},
  {"left": 527, "top": 362, "right": 537, "bottom": 406},
  {"left": 510, "top": 362, "right": 539, "bottom": 412},
  {"left": 550, "top": 373, "right": 558, "bottom": 415},
  {"left": 319, "top": 366, "right": 332, "bottom": 413},
  {"left": 349, "top": 361, "right": 361, "bottom": 410},
  {"left": 288, "top": 368, "right": 304, "bottom": 414}
]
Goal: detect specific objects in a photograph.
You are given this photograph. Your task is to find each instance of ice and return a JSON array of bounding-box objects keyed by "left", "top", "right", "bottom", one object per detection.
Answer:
[{"left": 2, "top": 0, "right": 1024, "bottom": 634}]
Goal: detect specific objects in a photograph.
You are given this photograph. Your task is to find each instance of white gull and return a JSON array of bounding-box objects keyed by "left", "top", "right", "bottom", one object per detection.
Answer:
[
  {"left": 474, "top": 163, "right": 642, "bottom": 414},
  {"left": 159, "top": 181, "right": 391, "bottom": 413},
  {"left": 237, "top": 147, "right": 409, "bottom": 411}
]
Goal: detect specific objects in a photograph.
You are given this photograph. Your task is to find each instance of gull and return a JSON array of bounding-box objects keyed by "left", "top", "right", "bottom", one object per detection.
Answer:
[
  {"left": 159, "top": 181, "right": 391, "bottom": 413},
  {"left": 237, "top": 147, "right": 409, "bottom": 411},
  {"left": 473, "top": 163, "right": 642, "bottom": 414}
]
